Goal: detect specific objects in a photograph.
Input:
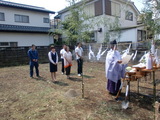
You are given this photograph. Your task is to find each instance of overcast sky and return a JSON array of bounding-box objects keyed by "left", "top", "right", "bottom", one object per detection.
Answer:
[{"left": 5, "top": 0, "right": 144, "bottom": 15}]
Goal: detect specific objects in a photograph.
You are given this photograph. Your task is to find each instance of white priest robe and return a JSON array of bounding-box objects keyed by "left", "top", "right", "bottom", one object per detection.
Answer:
[{"left": 105, "top": 49, "right": 127, "bottom": 94}]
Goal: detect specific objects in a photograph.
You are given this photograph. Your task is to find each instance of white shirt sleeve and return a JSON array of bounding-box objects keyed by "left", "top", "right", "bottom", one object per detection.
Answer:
[
  {"left": 75, "top": 48, "right": 78, "bottom": 53},
  {"left": 60, "top": 49, "right": 63, "bottom": 55},
  {"left": 48, "top": 52, "right": 55, "bottom": 64},
  {"left": 56, "top": 52, "right": 58, "bottom": 63},
  {"left": 63, "top": 52, "right": 67, "bottom": 59},
  {"left": 81, "top": 47, "right": 83, "bottom": 53}
]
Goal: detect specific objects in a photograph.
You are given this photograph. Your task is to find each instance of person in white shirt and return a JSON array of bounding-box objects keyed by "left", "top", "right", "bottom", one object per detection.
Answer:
[
  {"left": 60, "top": 45, "right": 66, "bottom": 75},
  {"left": 64, "top": 46, "right": 72, "bottom": 79},
  {"left": 75, "top": 42, "right": 83, "bottom": 76},
  {"left": 48, "top": 45, "right": 58, "bottom": 82}
]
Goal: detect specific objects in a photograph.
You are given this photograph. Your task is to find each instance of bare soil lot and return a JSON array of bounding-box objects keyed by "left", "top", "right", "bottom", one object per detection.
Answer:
[{"left": 0, "top": 61, "right": 160, "bottom": 120}]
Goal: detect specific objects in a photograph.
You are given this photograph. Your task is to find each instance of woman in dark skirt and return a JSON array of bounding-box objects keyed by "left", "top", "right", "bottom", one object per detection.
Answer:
[{"left": 48, "top": 45, "right": 58, "bottom": 82}]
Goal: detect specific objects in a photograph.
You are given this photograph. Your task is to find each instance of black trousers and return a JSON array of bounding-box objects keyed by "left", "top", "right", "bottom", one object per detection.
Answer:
[
  {"left": 66, "top": 66, "right": 71, "bottom": 75},
  {"left": 61, "top": 58, "right": 65, "bottom": 73},
  {"left": 77, "top": 58, "right": 83, "bottom": 74}
]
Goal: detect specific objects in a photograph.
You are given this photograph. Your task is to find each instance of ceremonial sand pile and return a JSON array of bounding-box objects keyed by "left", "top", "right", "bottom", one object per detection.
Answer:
[{"left": 64, "top": 89, "right": 78, "bottom": 97}]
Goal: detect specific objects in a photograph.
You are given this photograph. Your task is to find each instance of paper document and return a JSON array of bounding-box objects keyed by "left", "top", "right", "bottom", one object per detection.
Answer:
[{"left": 121, "top": 54, "right": 133, "bottom": 64}]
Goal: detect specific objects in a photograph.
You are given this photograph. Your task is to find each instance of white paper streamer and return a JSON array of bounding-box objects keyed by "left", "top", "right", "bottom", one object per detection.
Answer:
[
  {"left": 139, "top": 51, "right": 147, "bottom": 63},
  {"left": 96, "top": 44, "right": 102, "bottom": 60},
  {"left": 132, "top": 50, "right": 137, "bottom": 61},
  {"left": 151, "top": 40, "right": 155, "bottom": 54},
  {"left": 121, "top": 43, "right": 132, "bottom": 59},
  {"left": 100, "top": 49, "right": 108, "bottom": 56},
  {"left": 88, "top": 45, "right": 95, "bottom": 60},
  {"left": 127, "top": 43, "right": 132, "bottom": 54}
]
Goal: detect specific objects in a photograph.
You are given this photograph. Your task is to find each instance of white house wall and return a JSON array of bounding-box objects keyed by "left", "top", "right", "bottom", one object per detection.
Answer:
[
  {"left": 119, "top": 2, "right": 137, "bottom": 27},
  {"left": 155, "top": 34, "right": 160, "bottom": 40},
  {"left": 119, "top": 28, "right": 137, "bottom": 49},
  {"left": 60, "top": 11, "right": 71, "bottom": 21},
  {"left": 0, "top": 6, "right": 50, "bottom": 27},
  {"left": 59, "top": 0, "right": 139, "bottom": 44},
  {"left": 0, "top": 32, "right": 53, "bottom": 46},
  {"left": 107, "top": 0, "right": 138, "bottom": 28}
]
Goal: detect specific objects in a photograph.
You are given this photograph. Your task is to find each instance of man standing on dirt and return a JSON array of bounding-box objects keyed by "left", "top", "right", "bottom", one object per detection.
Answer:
[
  {"left": 75, "top": 42, "right": 83, "bottom": 76},
  {"left": 60, "top": 45, "right": 66, "bottom": 75},
  {"left": 105, "top": 40, "right": 126, "bottom": 95},
  {"left": 28, "top": 44, "right": 40, "bottom": 78}
]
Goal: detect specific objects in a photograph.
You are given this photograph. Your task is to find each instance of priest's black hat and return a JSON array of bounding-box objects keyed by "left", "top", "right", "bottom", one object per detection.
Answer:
[{"left": 110, "top": 40, "right": 117, "bottom": 44}]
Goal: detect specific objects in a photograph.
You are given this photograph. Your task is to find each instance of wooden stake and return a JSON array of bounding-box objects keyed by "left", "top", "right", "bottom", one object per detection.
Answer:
[
  {"left": 153, "top": 70, "right": 156, "bottom": 120},
  {"left": 82, "top": 73, "right": 84, "bottom": 98}
]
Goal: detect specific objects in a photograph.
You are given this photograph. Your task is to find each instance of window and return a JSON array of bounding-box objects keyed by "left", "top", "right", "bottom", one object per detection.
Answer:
[
  {"left": 95, "top": 0, "right": 103, "bottom": 16},
  {"left": 15, "top": 14, "right": 29, "bottom": 23},
  {"left": 0, "top": 42, "right": 18, "bottom": 47},
  {"left": 10, "top": 42, "right": 18, "bottom": 47},
  {"left": 0, "top": 42, "right": 9, "bottom": 46},
  {"left": 43, "top": 18, "right": 49, "bottom": 23},
  {"left": 111, "top": 2, "right": 121, "bottom": 17},
  {"left": 0, "top": 12, "right": 5, "bottom": 21},
  {"left": 89, "top": 32, "right": 97, "bottom": 42},
  {"left": 125, "top": 11, "right": 133, "bottom": 21},
  {"left": 137, "top": 30, "right": 146, "bottom": 41},
  {"left": 84, "top": 3, "right": 95, "bottom": 17},
  {"left": 90, "top": 32, "right": 95, "bottom": 41}
]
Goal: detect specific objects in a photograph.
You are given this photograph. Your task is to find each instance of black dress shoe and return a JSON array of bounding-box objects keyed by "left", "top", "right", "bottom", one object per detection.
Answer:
[{"left": 109, "top": 92, "right": 117, "bottom": 96}]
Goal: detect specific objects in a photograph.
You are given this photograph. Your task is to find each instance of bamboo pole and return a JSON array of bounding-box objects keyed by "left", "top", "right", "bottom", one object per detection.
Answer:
[
  {"left": 81, "top": 60, "right": 84, "bottom": 99},
  {"left": 153, "top": 70, "right": 156, "bottom": 120},
  {"left": 137, "top": 78, "right": 140, "bottom": 95},
  {"left": 82, "top": 73, "right": 84, "bottom": 98}
]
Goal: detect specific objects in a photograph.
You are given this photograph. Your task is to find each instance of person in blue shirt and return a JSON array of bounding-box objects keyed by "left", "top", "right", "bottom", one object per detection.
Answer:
[{"left": 28, "top": 44, "right": 40, "bottom": 78}]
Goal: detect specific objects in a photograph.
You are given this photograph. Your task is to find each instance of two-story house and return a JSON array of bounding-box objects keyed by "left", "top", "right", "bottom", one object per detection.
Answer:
[
  {"left": 56, "top": 0, "right": 146, "bottom": 49},
  {"left": 0, "top": 0, "right": 55, "bottom": 47}
]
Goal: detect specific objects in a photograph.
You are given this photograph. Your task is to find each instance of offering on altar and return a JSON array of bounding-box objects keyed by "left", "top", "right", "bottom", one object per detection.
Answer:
[
  {"left": 153, "top": 49, "right": 160, "bottom": 67},
  {"left": 145, "top": 52, "right": 153, "bottom": 69},
  {"left": 133, "top": 52, "right": 153, "bottom": 70},
  {"left": 132, "top": 63, "right": 146, "bottom": 68},
  {"left": 126, "top": 66, "right": 136, "bottom": 72}
]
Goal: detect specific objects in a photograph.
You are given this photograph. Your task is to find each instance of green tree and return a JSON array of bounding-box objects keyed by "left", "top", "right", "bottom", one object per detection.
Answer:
[
  {"left": 141, "top": 0, "right": 160, "bottom": 40},
  {"left": 61, "top": 0, "right": 93, "bottom": 45}
]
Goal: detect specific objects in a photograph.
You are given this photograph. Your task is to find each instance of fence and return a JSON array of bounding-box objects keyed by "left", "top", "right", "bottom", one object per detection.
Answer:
[
  {"left": 1, "top": 43, "right": 159, "bottom": 67},
  {"left": 0, "top": 46, "right": 62, "bottom": 67}
]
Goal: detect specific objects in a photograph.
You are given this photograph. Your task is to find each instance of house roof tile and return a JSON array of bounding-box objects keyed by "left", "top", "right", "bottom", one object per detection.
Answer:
[
  {"left": 0, "top": 0, "right": 55, "bottom": 14},
  {"left": 0, "top": 24, "right": 51, "bottom": 33}
]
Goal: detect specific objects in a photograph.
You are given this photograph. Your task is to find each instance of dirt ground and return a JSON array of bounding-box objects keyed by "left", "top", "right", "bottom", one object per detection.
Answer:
[{"left": 0, "top": 61, "right": 160, "bottom": 120}]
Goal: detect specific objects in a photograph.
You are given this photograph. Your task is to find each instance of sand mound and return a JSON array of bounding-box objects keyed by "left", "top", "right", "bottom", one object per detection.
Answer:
[{"left": 65, "top": 89, "right": 78, "bottom": 97}]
